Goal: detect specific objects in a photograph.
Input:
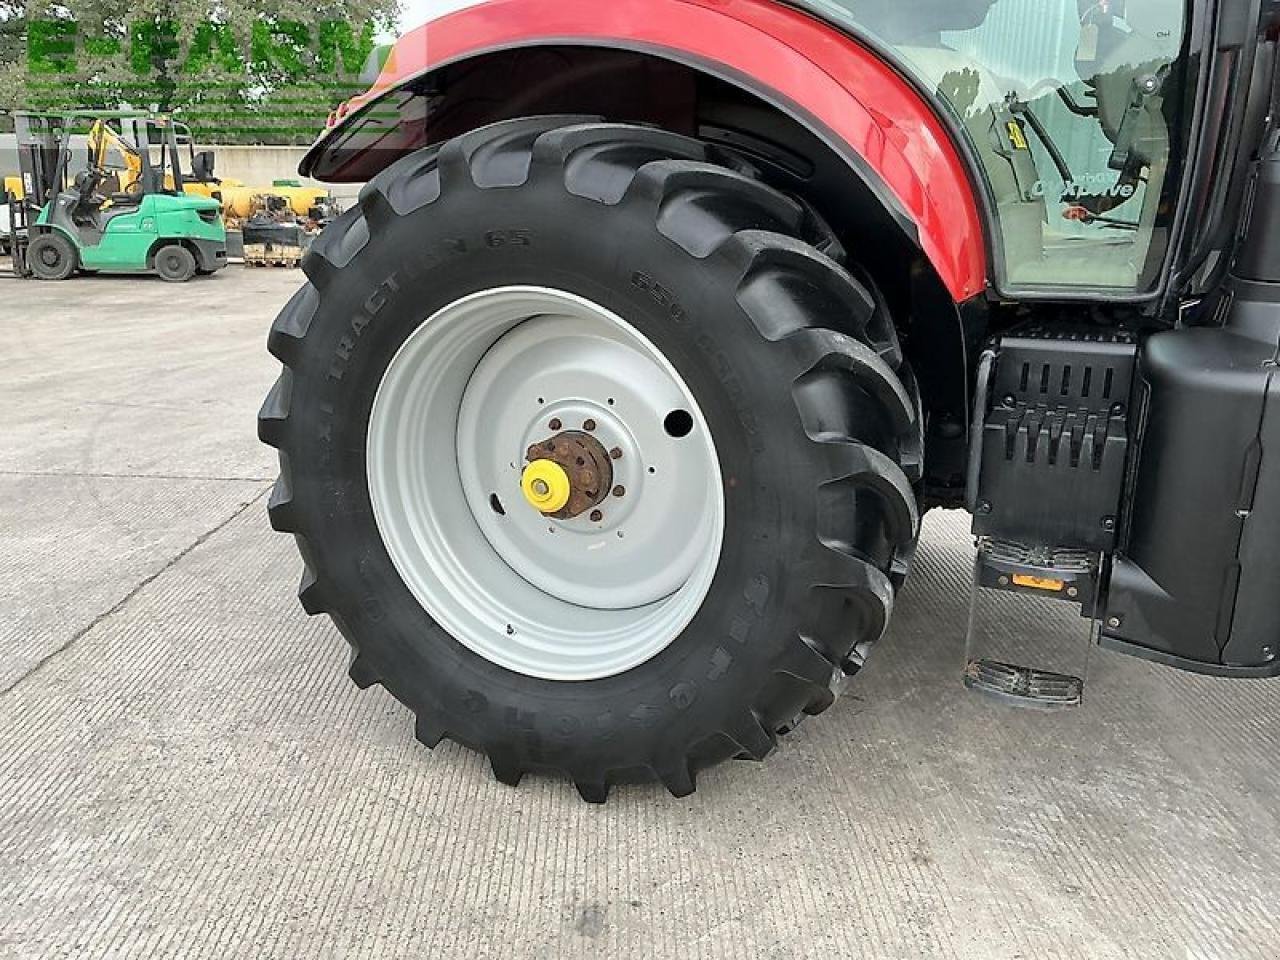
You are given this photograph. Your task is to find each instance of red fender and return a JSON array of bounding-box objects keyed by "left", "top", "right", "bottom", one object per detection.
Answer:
[{"left": 309, "top": 0, "right": 987, "bottom": 302}]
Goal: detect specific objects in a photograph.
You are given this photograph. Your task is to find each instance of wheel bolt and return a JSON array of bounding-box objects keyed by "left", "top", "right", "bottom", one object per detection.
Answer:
[
  {"left": 610, "top": 447, "right": 623, "bottom": 460},
  {"left": 590, "top": 509, "right": 603, "bottom": 522},
  {"left": 612, "top": 485, "right": 625, "bottom": 498},
  {"left": 549, "top": 418, "right": 562, "bottom": 431},
  {"left": 583, "top": 419, "right": 597, "bottom": 431}
]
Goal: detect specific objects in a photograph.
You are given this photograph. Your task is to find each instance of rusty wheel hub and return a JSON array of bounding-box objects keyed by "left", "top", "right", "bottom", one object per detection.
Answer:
[{"left": 524, "top": 431, "right": 614, "bottom": 519}]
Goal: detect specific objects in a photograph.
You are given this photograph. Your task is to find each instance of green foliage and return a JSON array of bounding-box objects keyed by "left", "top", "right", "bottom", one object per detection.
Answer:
[{"left": 0, "top": 0, "right": 400, "bottom": 143}]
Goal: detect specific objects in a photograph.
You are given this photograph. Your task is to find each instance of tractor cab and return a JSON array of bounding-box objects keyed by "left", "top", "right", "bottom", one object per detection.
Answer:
[
  {"left": 805, "top": 0, "right": 1188, "bottom": 294},
  {"left": 10, "top": 111, "right": 227, "bottom": 282}
]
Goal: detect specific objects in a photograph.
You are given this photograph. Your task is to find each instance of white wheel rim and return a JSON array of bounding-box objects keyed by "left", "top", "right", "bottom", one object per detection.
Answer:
[{"left": 366, "top": 286, "right": 725, "bottom": 681}]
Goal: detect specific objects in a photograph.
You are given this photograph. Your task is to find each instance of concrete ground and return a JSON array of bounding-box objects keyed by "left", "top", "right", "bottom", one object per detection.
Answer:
[{"left": 1, "top": 266, "right": 1278, "bottom": 960}]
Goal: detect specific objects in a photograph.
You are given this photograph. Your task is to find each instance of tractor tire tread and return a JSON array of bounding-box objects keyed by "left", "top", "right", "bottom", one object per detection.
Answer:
[{"left": 260, "top": 119, "right": 921, "bottom": 801}]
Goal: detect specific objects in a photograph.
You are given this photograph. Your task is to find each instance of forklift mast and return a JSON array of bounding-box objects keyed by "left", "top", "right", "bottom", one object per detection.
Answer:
[{"left": 13, "top": 114, "right": 63, "bottom": 209}]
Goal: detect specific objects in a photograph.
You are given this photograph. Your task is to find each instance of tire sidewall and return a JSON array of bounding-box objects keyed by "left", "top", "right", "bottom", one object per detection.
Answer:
[
  {"left": 287, "top": 178, "right": 823, "bottom": 763},
  {"left": 155, "top": 245, "right": 194, "bottom": 282},
  {"left": 30, "top": 233, "right": 76, "bottom": 281}
]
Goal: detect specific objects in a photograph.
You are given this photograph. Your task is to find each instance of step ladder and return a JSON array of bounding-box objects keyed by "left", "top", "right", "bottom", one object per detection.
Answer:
[
  {"left": 962, "top": 331, "right": 1137, "bottom": 709},
  {"left": 963, "top": 537, "right": 1102, "bottom": 710},
  {"left": 962, "top": 537, "right": 1100, "bottom": 711}
]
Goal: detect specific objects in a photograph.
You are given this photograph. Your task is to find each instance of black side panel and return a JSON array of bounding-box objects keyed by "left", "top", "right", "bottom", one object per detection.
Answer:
[
  {"left": 1102, "top": 288, "right": 1280, "bottom": 674},
  {"left": 970, "top": 335, "right": 1135, "bottom": 552},
  {"left": 1221, "top": 290, "right": 1280, "bottom": 667},
  {"left": 1235, "top": 131, "right": 1280, "bottom": 283}
]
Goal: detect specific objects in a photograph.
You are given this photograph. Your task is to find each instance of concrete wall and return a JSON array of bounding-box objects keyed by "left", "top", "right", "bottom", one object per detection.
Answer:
[
  {"left": 1, "top": 136, "right": 361, "bottom": 202},
  {"left": 208, "top": 145, "right": 362, "bottom": 202}
]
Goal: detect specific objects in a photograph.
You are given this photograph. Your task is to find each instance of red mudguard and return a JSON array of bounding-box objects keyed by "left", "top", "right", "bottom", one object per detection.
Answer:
[{"left": 309, "top": 0, "right": 987, "bottom": 302}]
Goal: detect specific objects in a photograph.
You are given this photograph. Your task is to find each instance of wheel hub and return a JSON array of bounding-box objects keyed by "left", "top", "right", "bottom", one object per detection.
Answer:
[
  {"left": 520, "top": 458, "right": 572, "bottom": 514},
  {"left": 521, "top": 430, "right": 614, "bottom": 519}
]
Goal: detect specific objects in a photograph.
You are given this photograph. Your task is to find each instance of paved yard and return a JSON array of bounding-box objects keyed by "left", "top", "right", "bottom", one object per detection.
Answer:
[{"left": 1, "top": 267, "right": 1278, "bottom": 959}]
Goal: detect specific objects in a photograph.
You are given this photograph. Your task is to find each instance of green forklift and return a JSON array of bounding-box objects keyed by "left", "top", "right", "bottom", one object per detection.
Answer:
[{"left": 9, "top": 110, "right": 227, "bottom": 282}]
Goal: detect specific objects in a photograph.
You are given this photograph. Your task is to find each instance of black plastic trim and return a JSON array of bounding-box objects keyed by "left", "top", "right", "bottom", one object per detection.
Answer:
[{"left": 1099, "top": 632, "right": 1280, "bottom": 677}]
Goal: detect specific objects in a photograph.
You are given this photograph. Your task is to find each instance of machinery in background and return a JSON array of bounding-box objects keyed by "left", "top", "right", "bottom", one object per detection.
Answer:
[
  {"left": 169, "top": 123, "right": 331, "bottom": 221},
  {"left": 0, "top": 196, "right": 10, "bottom": 256},
  {"left": 4, "top": 117, "right": 332, "bottom": 228},
  {"left": 235, "top": 190, "right": 342, "bottom": 267},
  {"left": 10, "top": 110, "right": 226, "bottom": 281}
]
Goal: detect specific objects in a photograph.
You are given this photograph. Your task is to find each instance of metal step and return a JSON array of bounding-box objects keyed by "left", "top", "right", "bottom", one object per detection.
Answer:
[
  {"left": 963, "top": 659, "right": 1084, "bottom": 710},
  {"left": 962, "top": 537, "right": 1100, "bottom": 710}
]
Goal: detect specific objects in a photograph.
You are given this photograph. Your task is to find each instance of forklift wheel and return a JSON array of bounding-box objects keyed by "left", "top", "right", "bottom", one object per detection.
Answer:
[
  {"left": 155, "top": 244, "right": 197, "bottom": 283},
  {"left": 28, "top": 233, "right": 77, "bottom": 281}
]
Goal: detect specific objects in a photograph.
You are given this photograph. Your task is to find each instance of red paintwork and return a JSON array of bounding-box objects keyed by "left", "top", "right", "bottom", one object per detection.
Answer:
[{"left": 328, "top": 0, "right": 987, "bottom": 301}]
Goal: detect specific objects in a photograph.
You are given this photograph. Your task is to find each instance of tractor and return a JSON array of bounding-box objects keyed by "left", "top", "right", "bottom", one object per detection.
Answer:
[
  {"left": 259, "top": 0, "right": 1280, "bottom": 800},
  {"left": 10, "top": 111, "right": 226, "bottom": 282}
]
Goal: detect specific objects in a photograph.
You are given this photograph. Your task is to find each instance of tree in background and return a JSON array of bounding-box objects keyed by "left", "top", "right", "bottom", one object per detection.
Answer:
[{"left": 0, "top": 0, "right": 399, "bottom": 143}]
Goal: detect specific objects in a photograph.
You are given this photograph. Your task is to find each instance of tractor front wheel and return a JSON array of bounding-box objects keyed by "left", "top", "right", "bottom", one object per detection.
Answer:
[
  {"left": 259, "top": 118, "right": 923, "bottom": 800},
  {"left": 28, "top": 232, "right": 77, "bottom": 281}
]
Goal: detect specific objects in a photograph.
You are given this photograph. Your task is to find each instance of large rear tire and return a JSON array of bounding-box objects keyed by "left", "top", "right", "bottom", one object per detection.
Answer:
[{"left": 259, "top": 118, "right": 923, "bottom": 801}]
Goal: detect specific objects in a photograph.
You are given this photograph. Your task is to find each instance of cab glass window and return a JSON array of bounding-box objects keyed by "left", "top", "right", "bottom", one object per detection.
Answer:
[{"left": 794, "top": 0, "right": 1190, "bottom": 293}]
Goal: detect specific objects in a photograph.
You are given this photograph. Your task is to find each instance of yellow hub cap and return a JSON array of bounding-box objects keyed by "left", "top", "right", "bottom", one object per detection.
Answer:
[{"left": 520, "top": 459, "right": 571, "bottom": 514}]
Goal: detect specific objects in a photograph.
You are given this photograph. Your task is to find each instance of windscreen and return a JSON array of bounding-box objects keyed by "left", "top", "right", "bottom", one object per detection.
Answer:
[{"left": 792, "top": 0, "right": 1190, "bottom": 293}]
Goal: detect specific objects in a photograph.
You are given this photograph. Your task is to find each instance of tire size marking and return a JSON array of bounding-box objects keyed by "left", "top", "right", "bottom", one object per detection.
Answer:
[
  {"left": 327, "top": 272, "right": 400, "bottom": 382},
  {"left": 485, "top": 228, "right": 532, "bottom": 248},
  {"left": 395, "top": 236, "right": 471, "bottom": 285},
  {"left": 698, "top": 333, "right": 766, "bottom": 456},
  {"left": 631, "top": 271, "right": 687, "bottom": 324},
  {"left": 631, "top": 271, "right": 766, "bottom": 455}
]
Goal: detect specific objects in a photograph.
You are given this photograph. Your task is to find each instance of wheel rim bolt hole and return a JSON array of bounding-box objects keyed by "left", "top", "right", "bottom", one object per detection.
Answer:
[
  {"left": 548, "top": 418, "right": 562, "bottom": 431},
  {"left": 583, "top": 419, "right": 596, "bottom": 431},
  {"left": 590, "top": 510, "right": 603, "bottom": 523}
]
